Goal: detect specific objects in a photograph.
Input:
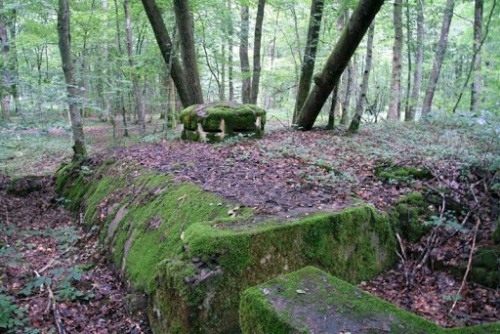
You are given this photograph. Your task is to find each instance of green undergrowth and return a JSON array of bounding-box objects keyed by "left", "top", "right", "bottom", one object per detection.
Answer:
[
  {"left": 56, "top": 160, "right": 396, "bottom": 333},
  {"left": 388, "top": 192, "right": 432, "bottom": 243},
  {"left": 240, "top": 266, "right": 500, "bottom": 334},
  {"left": 375, "top": 164, "right": 432, "bottom": 184}
]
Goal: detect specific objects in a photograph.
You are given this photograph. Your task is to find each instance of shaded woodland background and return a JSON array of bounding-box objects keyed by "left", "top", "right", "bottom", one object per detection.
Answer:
[{"left": 0, "top": 0, "right": 498, "bottom": 139}]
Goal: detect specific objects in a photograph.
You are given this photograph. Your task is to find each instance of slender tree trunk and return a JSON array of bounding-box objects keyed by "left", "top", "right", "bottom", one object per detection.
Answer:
[
  {"left": 388, "top": 0, "right": 403, "bottom": 120},
  {"left": 403, "top": 0, "right": 412, "bottom": 120},
  {"left": 173, "top": 0, "right": 204, "bottom": 105},
  {"left": 340, "top": 59, "right": 354, "bottom": 126},
  {"left": 227, "top": 0, "right": 234, "bottom": 101},
  {"left": 9, "top": 8, "right": 18, "bottom": 115},
  {"left": 349, "top": 22, "right": 375, "bottom": 132},
  {"left": 124, "top": 0, "right": 146, "bottom": 134},
  {"left": 220, "top": 43, "right": 226, "bottom": 101},
  {"left": 470, "top": 0, "right": 483, "bottom": 113},
  {"left": 326, "top": 84, "right": 339, "bottom": 129},
  {"left": 57, "top": 0, "right": 87, "bottom": 159},
  {"left": 421, "top": 0, "right": 454, "bottom": 116},
  {"left": 293, "top": 0, "right": 325, "bottom": 123},
  {"left": 250, "top": 0, "right": 265, "bottom": 104},
  {"left": 296, "top": 0, "right": 384, "bottom": 130},
  {"left": 0, "top": 0, "right": 11, "bottom": 118},
  {"left": 239, "top": 4, "right": 251, "bottom": 103},
  {"left": 406, "top": 0, "right": 424, "bottom": 121},
  {"left": 141, "top": 0, "right": 193, "bottom": 107}
]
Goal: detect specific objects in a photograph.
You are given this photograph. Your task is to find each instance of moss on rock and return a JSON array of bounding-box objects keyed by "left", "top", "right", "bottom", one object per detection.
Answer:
[
  {"left": 239, "top": 266, "right": 500, "bottom": 334},
  {"left": 56, "top": 161, "right": 395, "bottom": 333},
  {"left": 389, "top": 192, "right": 432, "bottom": 243},
  {"left": 375, "top": 164, "right": 432, "bottom": 183},
  {"left": 179, "top": 102, "right": 266, "bottom": 142}
]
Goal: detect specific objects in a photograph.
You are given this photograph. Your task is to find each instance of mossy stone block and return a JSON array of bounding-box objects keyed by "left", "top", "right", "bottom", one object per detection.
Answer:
[
  {"left": 179, "top": 102, "right": 266, "bottom": 142},
  {"left": 151, "top": 205, "right": 396, "bottom": 333},
  {"left": 240, "top": 266, "right": 500, "bottom": 334},
  {"left": 56, "top": 162, "right": 395, "bottom": 333}
]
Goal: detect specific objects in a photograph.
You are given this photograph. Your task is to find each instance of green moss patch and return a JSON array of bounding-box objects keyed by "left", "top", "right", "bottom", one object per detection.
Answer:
[
  {"left": 179, "top": 102, "right": 266, "bottom": 142},
  {"left": 375, "top": 163, "right": 432, "bottom": 184},
  {"left": 56, "top": 161, "right": 395, "bottom": 333},
  {"left": 389, "top": 192, "right": 432, "bottom": 242},
  {"left": 240, "top": 266, "right": 500, "bottom": 334}
]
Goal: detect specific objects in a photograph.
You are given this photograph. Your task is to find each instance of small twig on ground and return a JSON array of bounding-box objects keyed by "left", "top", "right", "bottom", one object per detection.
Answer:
[
  {"left": 449, "top": 216, "right": 481, "bottom": 314},
  {"left": 38, "top": 246, "right": 73, "bottom": 274},
  {"left": 34, "top": 270, "right": 66, "bottom": 334}
]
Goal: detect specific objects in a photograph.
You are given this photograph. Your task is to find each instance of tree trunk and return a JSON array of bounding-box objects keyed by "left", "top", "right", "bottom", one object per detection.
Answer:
[
  {"left": 326, "top": 84, "right": 339, "bottom": 129},
  {"left": 0, "top": 0, "right": 11, "bottom": 118},
  {"left": 239, "top": 4, "right": 251, "bottom": 104},
  {"left": 124, "top": 0, "right": 146, "bottom": 134},
  {"left": 340, "top": 57, "right": 354, "bottom": 126},
  {"left": 293, "top": 0, "right": 325, "bottom": 123},
  {"left": 470, "top": 0, "right": 483, "bottom": 113},
  {"left": 173, "top": 0, "right": 204, "bottom": 105},
  {"left": 250, "top": 0, "right": 265, "bottom": 104},
  {"left": 141, "top": 0, "right": 193, "bottom": 107},
  {"left": 349, "top": 22, "right": 375, "bottom": 132},
  {"left": 227, "top": 0, "right": 234, "bottom": 101},
  {"left": 57, "top": 0, "right": 87, "bottom": 159},
  {"left": 388, "top": 0, "right": 403, "bottom": 121},
  {"left": 406, "top": 0, "right": 424, "bottom": 121},
  {"left": 296, "top": 0, "right": 384, "bottom": 131},
  {"left": 421, "top": 0, "right": 454, "bottom": 116}
]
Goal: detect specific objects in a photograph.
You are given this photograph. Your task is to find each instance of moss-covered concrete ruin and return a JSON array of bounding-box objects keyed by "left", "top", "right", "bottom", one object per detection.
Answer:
[
  {"left": 179, "top": 102, "right": 266, "bottom": 142},
  {"left": 240, "top": 266, "right": 500, "bottom": 334},
  {"left": 56, "top": 159, "right": 395, "bottom": 333}
]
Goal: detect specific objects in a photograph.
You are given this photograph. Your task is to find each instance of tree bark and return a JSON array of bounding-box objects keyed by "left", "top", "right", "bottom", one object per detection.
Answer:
[
  {"left": 421, "top": 0, "right": 454, "bottom": 116},
  {"left": 227, "top": 0, "right": 234, "bottom": 101},
  {"left": 0, "top": 0, "right": 11, "bottom": 118},
  {"left": 340, "top": 56, "right": 354, "bottom": 126},
  {"left": 296, "top": 0, "right": 384, "bottom": 130},
  {"left": 57, "top": 0, "right": 87, "bottom": 159},
  {"left": 406, "top": 0, "right": 424, "bottom": 121},
  {"left": 239, "top": 4, "right": 251, "bottom": 104},
  {"left": 349, "top": 22, "right": 375, "bottom": 132},
  {"left": 470, "top": 0, "right": 483, "bottom": 113},
  {"left": 293, "top": 0, "right": 325, "bottom": 123},
  {"left": 173, "top": 0, "right": 204, "bottom": 105},
  {"left": 141, "top": 0, "right": 193, "bottom": 107},
  {"left": 250, "top": 0, "right": 265, "bottom": 104},
  {"left": 388, "top": 0, "right": 403, "bottom": 120},
  {"left": 124, "top": 0, "right": 146, "bottom": 134}
]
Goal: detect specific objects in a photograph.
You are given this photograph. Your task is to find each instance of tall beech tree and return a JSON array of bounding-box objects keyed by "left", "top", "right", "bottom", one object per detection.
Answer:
[
  {"left": 57, "top": 0, "right": 87, "bottom": 159},
  {"left": 470, "top": 0, "right": 483, "bottom": 113},
  {"left": 295, "top": 0, "right": 385, "bottom": 130},
  {"left": 421, "top": 0, "right": 454, "bottom": 116},
  {"left": 0, "top": 0, "right": 14, "bottom": 118},
  {"left": 173, "top": 0, "right": 204, "bottom": 105},
  {"left": 250, "top": 0, "right": 265, "bottom": 104},
  {"left": 124, "top": 0, "right": 146, "bottom": 133},
  {"left": 239, "top": 4, "right": 251, "bottom": 103},
  {"left": 388, "top": 0, "right": 403, "bottom": 120},
  {"left": 240, "top": 0, "right": 266, "bottom": 104},
  {"left": 406, "top": 0, "right": 424, "bottom": 121},
  {"left": 293, "top": 0, "right": 325, "bottom": 124},
  {"left": 141, "top": 0, "right": 200, "bottom": 107},
  {"left": 349, "top": 22, "right": 375, "bottom": 132}
]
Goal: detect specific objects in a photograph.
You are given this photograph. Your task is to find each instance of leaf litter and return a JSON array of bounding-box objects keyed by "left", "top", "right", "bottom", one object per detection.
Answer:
[{"left": 1, "top": 121, "right": 499, "bottom": 331}]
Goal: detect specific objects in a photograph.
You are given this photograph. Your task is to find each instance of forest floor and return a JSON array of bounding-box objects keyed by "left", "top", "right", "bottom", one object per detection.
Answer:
[{"left": 0, "top": 114, "right": 499, "bottom": 332}]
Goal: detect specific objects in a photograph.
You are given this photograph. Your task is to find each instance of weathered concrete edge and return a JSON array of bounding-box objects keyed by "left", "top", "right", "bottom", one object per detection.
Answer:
[{"left": 240, "top": 266, "right": 500, "bottom": 334}]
